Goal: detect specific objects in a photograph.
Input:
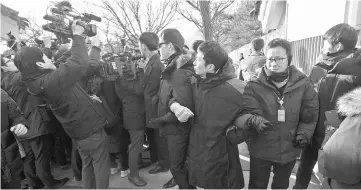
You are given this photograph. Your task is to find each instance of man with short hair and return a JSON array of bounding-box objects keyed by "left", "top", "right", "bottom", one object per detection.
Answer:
[
  {"left": 296, "top": 23, "right": 360, "bottom": 189},
  {"left": 13, "top": 21, "right": 110, "bottom": 189},
  {"left": 157, "top": 28, "right": 195, "bottom": 189},
  {"left": 118, "top": 32, "right": 165, "bottom": 186},
  {"left": 240, "top": 38, "right": 266, "bottom": 82}
]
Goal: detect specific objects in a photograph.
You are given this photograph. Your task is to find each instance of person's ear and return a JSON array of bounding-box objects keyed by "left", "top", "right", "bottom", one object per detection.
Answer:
[
  {"left": 335, "top": 42, "right": 344, "bottom": 52},
  {"left": 206, "top": 64, "right": 215, "bottom": 73}
]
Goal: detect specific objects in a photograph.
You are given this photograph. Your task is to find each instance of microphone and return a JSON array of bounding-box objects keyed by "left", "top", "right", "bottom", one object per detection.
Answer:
[{"left": 83, "top": 13, "right": 102, "bottom": 22}]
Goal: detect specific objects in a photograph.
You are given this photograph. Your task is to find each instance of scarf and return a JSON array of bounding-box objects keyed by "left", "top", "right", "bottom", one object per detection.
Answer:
[
  {"left": 316, "top": 50, "right": 354, "bottom": 71},
  {"left": 264, "top": 66, "right": 289, "bottom": 83}
]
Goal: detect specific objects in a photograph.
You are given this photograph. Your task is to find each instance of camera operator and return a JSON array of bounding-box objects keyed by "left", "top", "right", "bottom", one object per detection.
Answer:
[{"left": 13, "top": 20, "right": 110, "bottom": 189}]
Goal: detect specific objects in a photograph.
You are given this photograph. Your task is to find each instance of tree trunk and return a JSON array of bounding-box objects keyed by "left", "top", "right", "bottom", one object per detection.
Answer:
[{"left": 200, "top": 1, "right": 213, "bottom": 41}]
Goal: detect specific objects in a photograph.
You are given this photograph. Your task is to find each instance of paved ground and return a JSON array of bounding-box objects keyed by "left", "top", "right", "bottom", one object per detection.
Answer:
[{"left": 53, "top": 143, "right": 321, "bottom": 189}]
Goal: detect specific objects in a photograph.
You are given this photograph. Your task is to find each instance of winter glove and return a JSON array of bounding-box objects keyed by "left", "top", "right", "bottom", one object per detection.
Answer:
[
  {"left": 247, "top": 115, "right": 273, "bottom": 135},
  {"left": 10, "top": 124, "right": 28, "bottom": 136},
  {"left": 226, "top": 126, "right": 254, "bottom": 144},
  {"left": 170, "top": 102, "right": 194, "bottom": 123},
  {"left": 292, "top": 133, "right": 309, "bottom": 149}
]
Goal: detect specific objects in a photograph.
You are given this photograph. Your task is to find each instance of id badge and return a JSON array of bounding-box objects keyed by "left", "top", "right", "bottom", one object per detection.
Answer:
[{"left": 278, "top": 109, "right": 285, "bottom": 122}]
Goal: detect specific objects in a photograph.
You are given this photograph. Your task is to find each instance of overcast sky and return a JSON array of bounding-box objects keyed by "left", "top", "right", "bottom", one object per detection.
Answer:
[{"left": 2, "top": 0, "right": 204, "bottom": 47}]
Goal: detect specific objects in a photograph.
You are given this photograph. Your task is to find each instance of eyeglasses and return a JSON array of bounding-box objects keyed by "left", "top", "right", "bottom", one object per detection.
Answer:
[
  {"left": 158, "top": 42, "right": 169, "bottom": 48},
  {"left": 267, "top": 57, "right": 286, "bottom": 64}
]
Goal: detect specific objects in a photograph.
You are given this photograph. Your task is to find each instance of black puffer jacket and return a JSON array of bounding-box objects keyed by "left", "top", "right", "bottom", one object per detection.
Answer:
[
  {"left": 158, "top": 53, "right": 195, "bottom": 135},
  {"left": 21, "top": 36, "right": 107, "bottom": 140},
  {"left": 1, "top": 71, "right": 53, "bottom": 141},
  {"left": 188, "top": 59, "right": 246, "bottom": 189},
  {"left": 1, "top": 89, "right": 27, "bottom": 184},
  {"left": 309, "top": 49, "right": 361, "bottom": 148}
]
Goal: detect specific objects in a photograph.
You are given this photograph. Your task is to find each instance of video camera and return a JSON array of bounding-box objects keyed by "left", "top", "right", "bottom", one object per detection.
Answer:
[
  {"left": 6, "top": 31, "right": 27, "bottom": 52},
  {"left": 42, "top": 1, "right": 102, "bottom": 44},
  {"left": 99, "top": 47, "right": 144, "bottom": 81}
]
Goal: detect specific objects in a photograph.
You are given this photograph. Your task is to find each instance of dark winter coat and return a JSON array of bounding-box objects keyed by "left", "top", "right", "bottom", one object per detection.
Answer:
[
  {"left": 1, "top": 89, "right": 27, "bottom": 183},
  {"left": 119, "top": 54, "right": 164, "bottom": 128},
  {"left": 115, "top": 78, "right": 145, "bottom": 131},
  {"left": 240, "top": 65, "right": 319, "bottom": 164},
  {"left": 309, "top": 49, "right": 361, "bottom": 148},
  {"left": 188, "top": 59, "right": 246, "bottom": 189},
  {"left": 1, "top": 71, "right": 53, "bottom": 141},
  {"left": 23, "top": 36, "right": 107, "bottom": 140},
  {"left": 158, "top": 53, "right": 195, "bottom": 135},
  {"left": 318, "top": 87, "right": 361, "bottom": 187}
]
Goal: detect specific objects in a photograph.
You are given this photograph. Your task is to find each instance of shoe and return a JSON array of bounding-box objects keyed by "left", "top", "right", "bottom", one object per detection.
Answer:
[
  {"left": 20, "top": 179, "right": 28, "bottom": 189},
  {"left": 120, "top": 169, "right": 130, "bottom": 178},
  {"left": 46, "top": 178, "right": 69, "bottom": 189},
  {"left": 128, "top": 175, "right": 147, "bottom": 187},
  {"left": 163, "top": 177, "right": 177, "bottom": 189},
  {"left": 110, "top": 168, "right": 119, "bottom": 175},
  {"left": 148, "top": 164, "right": 169, "bottom": 174}
]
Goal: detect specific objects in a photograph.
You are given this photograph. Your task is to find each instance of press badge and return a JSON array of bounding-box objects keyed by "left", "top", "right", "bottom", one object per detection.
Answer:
[
  {"left": 277, "top": 99, "right": 285, "bottom": 122},
  {"left": 278, "top": 107, "right": 285, "bottom": 122}
]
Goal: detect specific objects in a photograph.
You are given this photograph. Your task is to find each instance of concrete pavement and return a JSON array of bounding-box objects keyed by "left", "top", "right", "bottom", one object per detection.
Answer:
[{"left": 53, "top": 142, "right": 321, "bottom": 189}]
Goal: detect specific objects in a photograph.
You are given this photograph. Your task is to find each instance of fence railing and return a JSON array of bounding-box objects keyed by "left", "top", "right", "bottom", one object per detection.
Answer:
[
  {"left": 229, "top": 32, "right": 323, "bottom": 76},
  {"left": 290, "top": 35, "right": 323, "bottom": 75}
]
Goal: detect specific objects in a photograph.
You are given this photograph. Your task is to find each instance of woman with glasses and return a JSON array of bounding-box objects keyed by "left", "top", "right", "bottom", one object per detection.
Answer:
[{"left": 237, "top": 38, "right": 319, "bottom": 189}]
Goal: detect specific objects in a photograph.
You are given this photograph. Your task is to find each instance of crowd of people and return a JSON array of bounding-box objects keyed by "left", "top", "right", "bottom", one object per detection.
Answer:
[{"left": 1, "top": 19, "right": 361, "bottom": 190}]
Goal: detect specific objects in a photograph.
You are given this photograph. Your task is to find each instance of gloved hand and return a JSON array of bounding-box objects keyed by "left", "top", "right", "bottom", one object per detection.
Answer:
[
  {"left": 170, "top": 102, "right": 194, "bottom": 123},
  {"left": 10, "top": 124, "right": 28, "bottom": 136},
  {"left": 226, "top": 126, "right": 254, "bottom": 144},
  {"left": 247, "top": 115, "right": 273, "bottom": 135},
  {"left": 292, "top": 133, "right": 309, "bottom": 149}
]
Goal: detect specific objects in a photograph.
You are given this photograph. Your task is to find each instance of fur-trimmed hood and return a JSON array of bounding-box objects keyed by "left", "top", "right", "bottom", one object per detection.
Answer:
[{"left": 337, "top": 87, "right": 361, "bottom": 117}]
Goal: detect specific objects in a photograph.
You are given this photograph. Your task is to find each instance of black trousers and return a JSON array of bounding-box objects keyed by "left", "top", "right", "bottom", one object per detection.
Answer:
[
  {"left": 53, "top": 128, "right": 72, "bottom": 166},
  {"left": 22, "top": 134, "right": 57, "bottom": 188},
  {"left": 249, "top": 156, "right": 296, "bottom": 189},
  {"left": 155, "top": 129, "right": 169, "bottom": 169},
  {"left": 167, "top": 134, "right": 193, "bottom": 189},
  {"left": 146, "top": 128, "right": 158, "bottom": 163},
  {"left": 294, "top": 146, "right": 319, "bottom": 189},
  {"left": 128, "top": 130, "right": 145, "bottom": 177},
  {"left": 71, "top": 140, "right": 82, "bottom": 181},
  {"left": 75, "top": 128, "right": 110, "bottom": 189}
]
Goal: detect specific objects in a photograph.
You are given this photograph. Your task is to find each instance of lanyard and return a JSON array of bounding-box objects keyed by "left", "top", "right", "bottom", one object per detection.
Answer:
[{"left": 272, "top": 91, "right": 284, "bottom": 108}]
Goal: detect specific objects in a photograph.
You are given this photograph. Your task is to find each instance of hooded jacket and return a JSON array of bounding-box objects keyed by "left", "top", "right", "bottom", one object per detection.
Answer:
[
  {"left": 157, "top": 52, "right": 195, "bottom": 135},
  {"left": 318, "top": 87, "right": 361, "bottom": 187},
  {"left": 309, "top": 49, "right": 361, "bottom": 148},
  {"left": 1, "top": 71, "right": 52, "bottom": 140},
  {"left": 188, "top": 58, "right": 246, "bottom": 189},
  {"left": 18, "top": 36, "right": 107, "bottom": 140},
  {"left": 240, "top": 65, "right": 319, "bottom": 164},
  {"left": 1, "top": 89, "right": 27, "bottom": 184}
]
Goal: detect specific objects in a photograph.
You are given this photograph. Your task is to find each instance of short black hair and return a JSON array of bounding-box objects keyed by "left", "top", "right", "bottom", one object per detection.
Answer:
[
  {"left": 161, "top": 29, "right": 185, "bottom": 52},
  {"left": 198, "top": 41, "right": 228, "bottom": 72},
  {"left": 251, "top": 38, "right": 265, "bottom": 52},
  {"left": 323, "top": 23, "right": 358, "bottom": 51},
  {"left": 192, "top": 40, "right": 204, "bottom": 52},
  {"left": 267, "top": 38, "right": 293, "bottom": 65},
  {"left": 139, "top": 32, "right": 159, "bottom": 51}
]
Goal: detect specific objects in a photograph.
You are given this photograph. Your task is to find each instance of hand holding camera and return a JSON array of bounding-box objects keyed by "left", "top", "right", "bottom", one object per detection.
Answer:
[{"left": 72, "top": 19, "right": 85, "bottom": 36}]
